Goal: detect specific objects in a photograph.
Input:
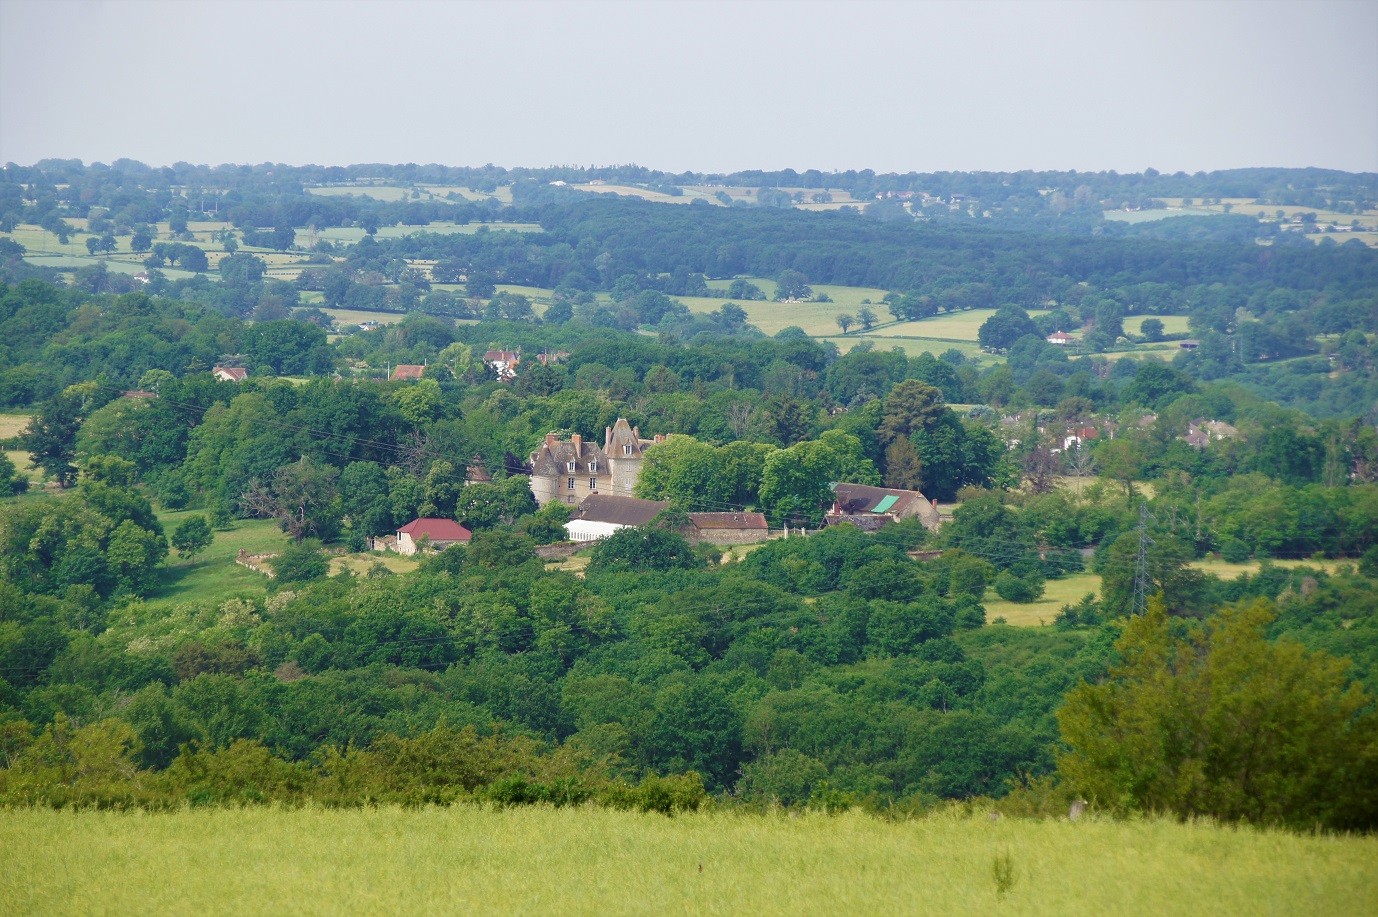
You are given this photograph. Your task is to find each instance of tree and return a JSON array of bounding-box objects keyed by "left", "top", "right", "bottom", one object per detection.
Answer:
[
  {"left": 171, "top": 515, "right": 213, "bottom": 564},
  {"left": 1057, "top": 599, "right": 1378, "bottom": 831},
  {"left": 21, "top": 386, "right": 96, "bottom": 487},
  {"left": 857, "top": 307, "right": 877, "bottom": 331},
  {"left": 1140, "top": 318, "right": 1165, "bottom": 342},
  {"left": 835, "top": 314, "right": 854, "bottom": 335},
  {"left": 976, "top": 305, "right": 1038, "bottom": 352},
  {"left": 130, "top": 225, "right": 154, "bottom": 253},
  {"left": 877, "top": 380, "right": 946, "bottom": 446},
  {"left": 884, "top": 438, "right": 923, "bottom": 491},
  {"left": 726, "top": 279, "right": 765, "bottom": 300},
  {"left": 588, "top": 526, "right": 704, "bottom": 574},
  {"left": 269, "top": 540, "right": 330, "bottom": 583},
  {"left": 240, "top": 457, "right": 340, "bottom": 543},
  {"left": 774, "top": 269, "right": 812, "bottom": 301}
]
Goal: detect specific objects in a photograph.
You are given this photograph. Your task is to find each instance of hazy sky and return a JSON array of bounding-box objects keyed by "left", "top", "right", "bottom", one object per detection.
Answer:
[{"left": 2, "top": 0, "right": 1375, "bottom": 174}]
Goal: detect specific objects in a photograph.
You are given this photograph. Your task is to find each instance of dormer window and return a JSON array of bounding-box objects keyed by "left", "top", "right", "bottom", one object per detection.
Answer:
[
  {"left": 567, "top": 461, "right": 576, "bottom": 472},
  {"left": 623, "top": 444, "right": 632, "bottom": 456},
  {"left": 589, "top": 461, "right": 598, "bottom": 473}
]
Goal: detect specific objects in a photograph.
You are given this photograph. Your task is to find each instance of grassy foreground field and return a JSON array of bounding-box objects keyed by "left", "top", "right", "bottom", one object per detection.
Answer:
[{"left": 2, "top": 807, "right": 1372, "bottom": 915}]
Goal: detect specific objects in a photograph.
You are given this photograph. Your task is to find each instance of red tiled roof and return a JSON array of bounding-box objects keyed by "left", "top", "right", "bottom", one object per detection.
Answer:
[
  {"left": 391, "top": 364, "right": 425, "bottom": 380},
  {"left": 213, "top": 366, "right": 247, "bottom": 381},
  {"left": 398, "top": 518, "right": 472, "bottom": 542}
]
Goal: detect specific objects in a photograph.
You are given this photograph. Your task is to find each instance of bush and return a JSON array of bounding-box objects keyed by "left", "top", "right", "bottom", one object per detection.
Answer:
[
  {"left": 994, "top": 571, "right": 1043, "bottom": 603},
  {"left": 1221, "top": 538, "right": 1252, "bottom": 563},
  {"left": 270, "top": 541, "right": 329, "bottom": 584}
]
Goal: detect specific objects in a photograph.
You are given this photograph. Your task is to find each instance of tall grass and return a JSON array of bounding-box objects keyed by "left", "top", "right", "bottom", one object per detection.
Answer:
[{"left": 2, "top": 807, "right": 1373, "bottom": 915}]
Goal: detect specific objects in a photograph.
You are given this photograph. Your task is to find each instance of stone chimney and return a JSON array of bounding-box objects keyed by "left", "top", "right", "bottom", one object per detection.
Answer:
[
  {"left": 545, "top": 432, "right": 559, "bottom": 450},
  {"left": 633, "top": 426, "right": 641, "bottom": 439},
  {"left": 571, "top": 433, "right": 582, "bottom": 455},
  {"left": 605, "top": 426, "right": 613, "bottom": 448},
  {"left": 653, "top": 434, "right": 665, "bottom": 444}
]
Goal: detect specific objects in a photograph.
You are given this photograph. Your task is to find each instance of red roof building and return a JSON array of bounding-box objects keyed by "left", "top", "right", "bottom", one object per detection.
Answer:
[
  {"left": 391, "top": 364, "right": 426, "bottom": 381},
  {"left": 213, "top": 366, "right": 248, "bottom": 382},
  {"left": 394, "top": 518, "right": 471, "bottom": 555}
]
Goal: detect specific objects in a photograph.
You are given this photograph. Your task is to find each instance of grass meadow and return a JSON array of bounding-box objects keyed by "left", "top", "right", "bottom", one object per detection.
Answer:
[
  {"left": 146, "top": 511, "right": 287, "bottom": 612},
  {"left": 982, "top": 556, "right": 1349, "bottom": 628},
  {"left": 2, "top": 806, "right": 1372, "bottom": 915}
]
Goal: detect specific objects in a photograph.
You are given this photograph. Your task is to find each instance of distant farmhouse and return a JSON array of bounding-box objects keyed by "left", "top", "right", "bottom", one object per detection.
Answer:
[
  {"left": 684, "top": 512, "right": 770, "bottom": 545},
  {"left": 212, "top": 365, "right": 247, "bottom": 382},
  {"left": 825, "top": 483, "right": 942, "bottom": 532},
  {"left": 390, "top": 364, "right": 425, "bottom": 381},
  {"left": 483, "top": 349, "right": 520, "bottom": 381},
  {"left": 386, "top": 517, "right": 472, "bottom": 555},
  {"left": 528, "top": 418, "right": 663, "bottom": 506}
]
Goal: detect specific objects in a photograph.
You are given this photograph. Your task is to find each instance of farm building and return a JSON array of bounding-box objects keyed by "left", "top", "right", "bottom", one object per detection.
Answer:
[
  {"left": 825, "top": 483, "right": 942, "bottom": 531},
  {"left": 391, "top": 364, "right": 425, "bottom": 381},
  {"left": 483, "top": 349, "right": 520, "bottom": 381},
  {"left": 684, "top": 512, "right": 771, "bottom": 545},
  {"left": 212, "top": 366, "right": 247, "bottom": 382},
  {"left": 391, "top": 518, "right": 472, "bottom": 555},
  {"left": 1046, "top": 331, "right": 1074, "bottom": 345},
  {"left": 564, "top": 494, "right": 669, "bottom": 542}
]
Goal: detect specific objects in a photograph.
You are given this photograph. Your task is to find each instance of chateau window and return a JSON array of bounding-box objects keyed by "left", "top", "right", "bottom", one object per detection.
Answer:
[
  {"left": 589, "top": 478, "right": 597, "bottom": 489},
  {"left": 589, "top": 461, "right": 597, "bottom": 473},
  {"left": 623, "top": 444, "right": 632, "bottom": 456},
  {"left": 567, "top": 461, "right": 576, "bottom": 472},
  {"left": 567, "top": 477, "right": 575, "bottom": 490}
]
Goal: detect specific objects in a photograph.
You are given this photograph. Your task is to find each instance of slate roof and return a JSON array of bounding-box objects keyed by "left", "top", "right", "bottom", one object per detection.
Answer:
[{"left": 574, "top": 494, "right": 669, "bottom": 527}]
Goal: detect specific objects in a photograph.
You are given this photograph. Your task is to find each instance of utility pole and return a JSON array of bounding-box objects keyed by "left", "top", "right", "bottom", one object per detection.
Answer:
[{"left": 1132, "top": 503, "right": 1154, "bottom": 616}]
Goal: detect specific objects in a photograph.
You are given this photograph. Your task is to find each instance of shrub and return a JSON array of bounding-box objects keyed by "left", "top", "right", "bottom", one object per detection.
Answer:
[{"left": 994, "top": 571, "right": 1043, "bottom": 603}]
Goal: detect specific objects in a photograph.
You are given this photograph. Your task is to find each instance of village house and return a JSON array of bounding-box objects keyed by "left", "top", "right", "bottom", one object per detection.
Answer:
[
  {"left": 684, "top": 512, "right": 770, "bottom": 545},
  {"left": 1046, "top": 331, "right": 1074, "bottom": 345},
  {"left": 483, "top": 349, "right": 520, "bottom": 381},
  {"left": 390, "top": 364, "right": 425, "bottom": 381},
  {"left": 1182, "top": 418, "right": 1239, "bottom": 449},
  {"left": 564, "top": 494, "right": 669, "bottom": 542},
  {"left": 388, "top": 517, "right": 472, "bottom": 555},
  {"left": 212, "top": 365, "right": 247, "bottom": 382},
  {"left": 527, "top": 418, "right": 663, "bottom": 506},
  {"left": 824, "top": 482, "right": 942, "bottom": 532}
]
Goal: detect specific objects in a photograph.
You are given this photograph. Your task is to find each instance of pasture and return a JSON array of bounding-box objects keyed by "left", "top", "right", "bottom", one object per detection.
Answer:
[
  {"left": 1124, "top": 314, "right": 1191, "bottom": 336},
  {"left": 329, "top": 550, "right": 419, "bottom": 577},
  {"left": 2, "top": 806, "right": 1372, "bottom": 916},
  {"left": 144, "top": 511, "right": 287, "bottom": 612}
]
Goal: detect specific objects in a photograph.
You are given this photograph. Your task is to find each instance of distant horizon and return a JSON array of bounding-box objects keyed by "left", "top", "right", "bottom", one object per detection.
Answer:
[{"left": 5, "top": 158, "right": 1374, "bottom": 178}]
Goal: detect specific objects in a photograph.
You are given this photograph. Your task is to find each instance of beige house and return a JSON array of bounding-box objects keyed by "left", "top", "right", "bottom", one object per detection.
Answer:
[
  {"left": 212, "top": 365, "right": 247, "bottom": 382},
  {"left": 390, "top": 518, "right": 472, "bottom": 555},
  {"left": 528, "top": 418, "right": 663, "bottom": 506}
]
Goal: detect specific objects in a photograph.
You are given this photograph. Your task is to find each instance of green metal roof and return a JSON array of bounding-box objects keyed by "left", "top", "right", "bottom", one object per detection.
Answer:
[{"left": 871, "top": 494, "right": 899, "bottom": 513}]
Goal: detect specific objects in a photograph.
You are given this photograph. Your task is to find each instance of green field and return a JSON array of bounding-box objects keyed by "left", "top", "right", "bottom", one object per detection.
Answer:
[
  {"left": 1124, "top": 314, "right": 1191, "bottom": 336},
  {"left": 144, "top": 511, "right": 288, "bottom": 612},
  {"left": 2, "top": 807, "right": 1371, "bottom": 915}
]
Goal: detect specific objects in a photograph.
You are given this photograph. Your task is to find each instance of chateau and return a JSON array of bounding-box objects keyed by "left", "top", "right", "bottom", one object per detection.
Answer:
[{"left": 528, "top": 418, "right": 663, "bottom": 506}]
